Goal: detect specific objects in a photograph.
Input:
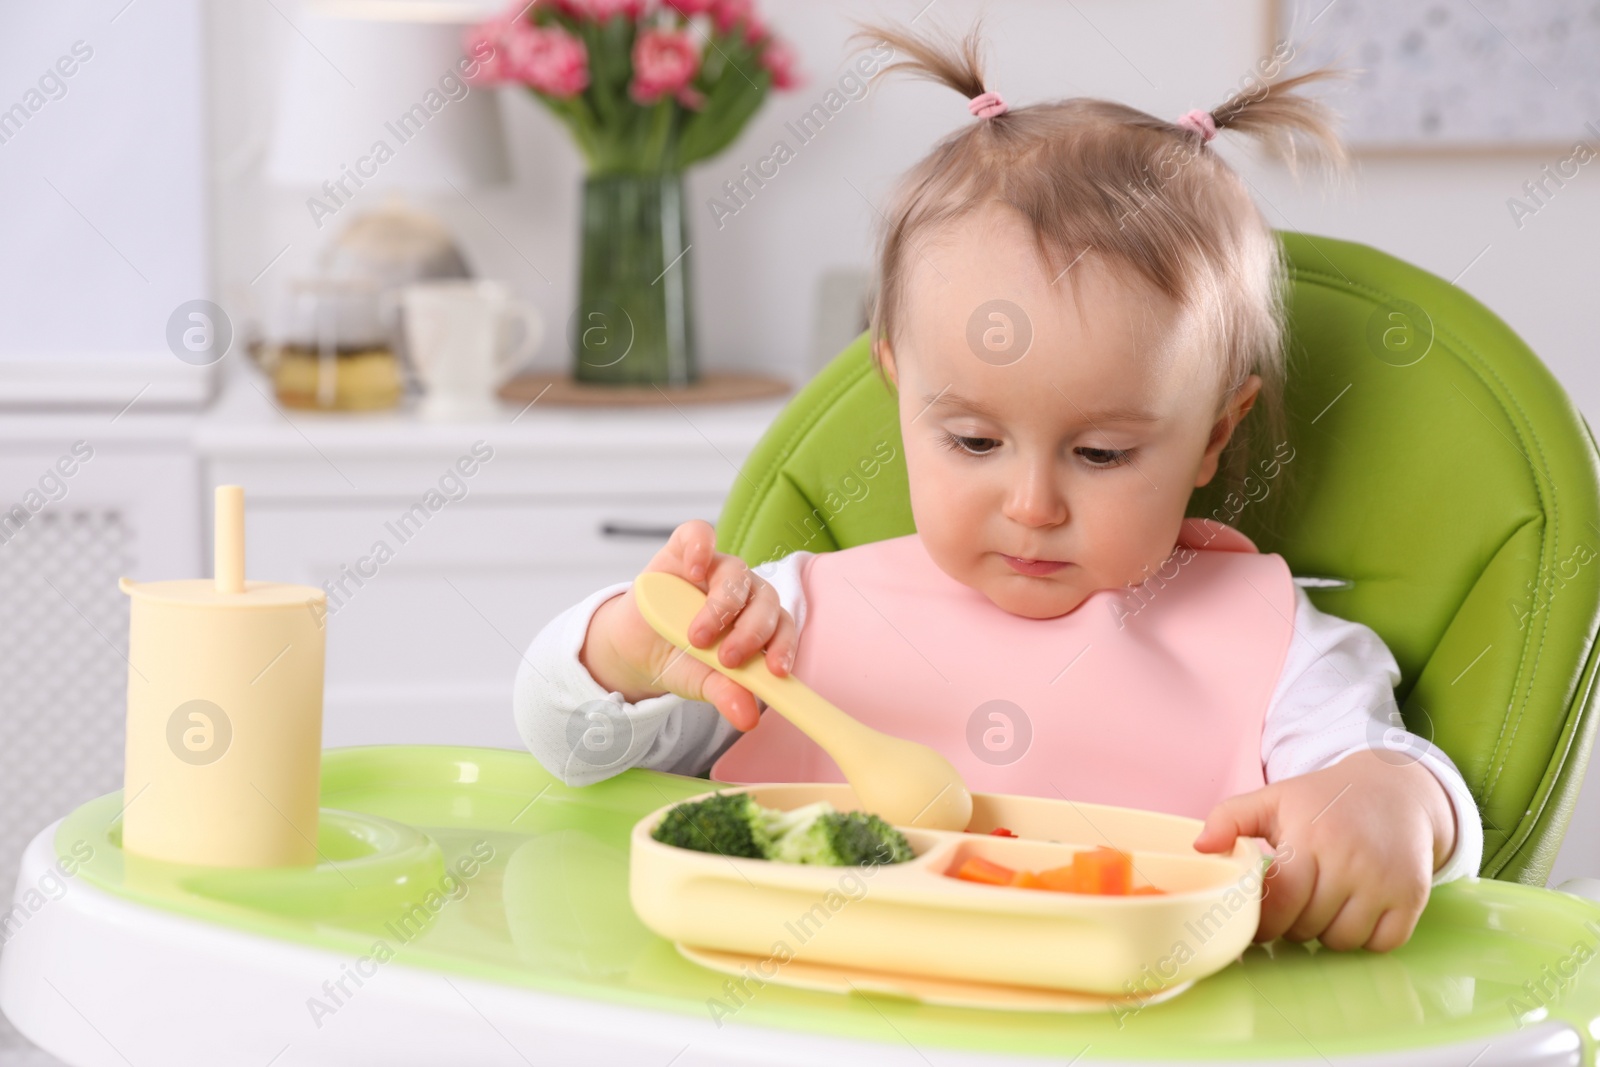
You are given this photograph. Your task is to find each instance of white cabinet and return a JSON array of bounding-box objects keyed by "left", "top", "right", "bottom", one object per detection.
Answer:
[
  {"left": 0, "top": 416, "right": 201, "bottom": 1066},
  {"left": 243, "top": 499, "right": 724, "bottom": 748},
  {"left": 195, "top": 370, "right": 786, "bottom": 749}
]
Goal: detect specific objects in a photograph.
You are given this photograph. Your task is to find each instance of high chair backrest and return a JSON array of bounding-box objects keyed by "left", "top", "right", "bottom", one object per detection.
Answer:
[{"left": 715, "top": 232, "right": 1600, "bottom": 886}]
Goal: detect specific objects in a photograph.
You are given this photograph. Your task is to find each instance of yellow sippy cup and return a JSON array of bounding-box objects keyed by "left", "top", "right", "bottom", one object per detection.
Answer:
[{"left": 120, "top": 485, "right": 327, "bottom": 867}]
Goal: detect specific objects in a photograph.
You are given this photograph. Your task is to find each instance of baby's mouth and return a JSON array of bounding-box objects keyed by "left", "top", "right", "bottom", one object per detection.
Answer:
[{"left": 1000, "top": 554, "right": 1071, "bottom": 577}]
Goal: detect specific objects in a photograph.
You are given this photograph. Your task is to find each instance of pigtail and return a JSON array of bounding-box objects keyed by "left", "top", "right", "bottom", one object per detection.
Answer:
[
  {"left": 849, "top": 18, "right": 990, "bottom": 106},
  {"left": 1202, "top": 68, "right": 1349, "bottom": 173},
  {"left": 847, "top": 17, "right": 1006, "bottom": 380}
]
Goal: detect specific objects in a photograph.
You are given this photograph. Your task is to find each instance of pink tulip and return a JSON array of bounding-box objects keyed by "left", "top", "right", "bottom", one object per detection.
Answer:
[
  {"left": 630, "top": 28, "right": 703, "bottom": 107},
  {"left": 760, "top": 39, "right": 799, "bottom": 90},
  {"left": 547, "top": 0, "right": 649, "bottom": 19},
  {"left": 461, "top": 20, "right": 512, "bottom": 85},
  {"left": 464, "top": 1, "right": 552, "bottom": 85},
  {"left": 508, "top": 23, "right": 591, "bottom": 98},
  {"left": 584, "top": 0, "right": 650, "bottom": 20},
  {"left": 710, "top": 0, "right": 752, "bottom": 35},
  {"left": 665, "top": 0, "right": 716, "bottom": 15}
]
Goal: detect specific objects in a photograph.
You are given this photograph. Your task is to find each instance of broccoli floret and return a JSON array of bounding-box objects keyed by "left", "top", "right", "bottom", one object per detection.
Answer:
[
  {"left": 650, "top": 792, "right": 782, "bottom": 859},
  {"left": 652, "top": 794, "right": 915, "bottom": 867},
  {"left": 760, "top": 799, "right": 835, "bottom": 841},
  {"left": 768, "top": 806, "right": 914, "bottom": 867}
]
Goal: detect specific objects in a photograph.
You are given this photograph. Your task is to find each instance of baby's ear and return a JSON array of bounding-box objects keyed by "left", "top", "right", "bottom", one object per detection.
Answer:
[
  {"left": 1210, "top": 375, "right": 1263, "bottom": 447},
  {"left": 1233, "top": 374, "right": 1263, "bottom": 419},
  {"left": 874, "top": 338, "right": 899, "bottom": 386},
  {"left": 1197, "top": 375, "right": 1265, "bottom": 486}
]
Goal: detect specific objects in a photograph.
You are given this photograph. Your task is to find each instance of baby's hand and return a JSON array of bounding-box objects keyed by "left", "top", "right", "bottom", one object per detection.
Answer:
[
  {"left": 1191, "top": 749, "right": 1456, "bottom": 952},
  {"left": 579, "top": 519, "right": 797, "bottom": 732}
]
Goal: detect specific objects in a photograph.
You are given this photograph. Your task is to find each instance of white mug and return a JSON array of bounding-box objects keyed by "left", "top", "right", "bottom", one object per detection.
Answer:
[{"left": 402, "top": 280, "right": 541, "bottom": 419}]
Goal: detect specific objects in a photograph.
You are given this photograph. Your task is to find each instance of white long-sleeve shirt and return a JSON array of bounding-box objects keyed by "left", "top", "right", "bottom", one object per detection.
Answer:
[{"left": 514, "top": 551, "right": 1484, "bottom": 886}]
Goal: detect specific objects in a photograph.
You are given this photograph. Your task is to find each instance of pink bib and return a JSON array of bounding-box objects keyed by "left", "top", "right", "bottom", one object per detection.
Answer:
[{"left": 711, "top": 519, "right": 1296, "bottom": 819}]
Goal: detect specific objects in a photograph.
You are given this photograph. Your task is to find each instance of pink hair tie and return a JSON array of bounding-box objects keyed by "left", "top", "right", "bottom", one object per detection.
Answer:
[
  {"left": 1175, "top": 108, "right": 1217, "bottom": 142},
  {"left": 969, "top": 90, "right": 1007, "bottom": 120}
]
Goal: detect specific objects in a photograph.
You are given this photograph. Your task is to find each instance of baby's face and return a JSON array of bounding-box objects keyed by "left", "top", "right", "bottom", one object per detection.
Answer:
[{"left": 879, "top": 203, "right": 1259, "bottom": 620}]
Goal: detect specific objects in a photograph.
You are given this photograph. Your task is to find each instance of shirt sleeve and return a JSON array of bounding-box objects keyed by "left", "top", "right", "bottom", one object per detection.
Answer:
[
  {"left": 1261, "top": 584, "right": 1484, "bottom": 886},
  {"left": 513, "top": 551, "right": 812, "bottom": 787}
]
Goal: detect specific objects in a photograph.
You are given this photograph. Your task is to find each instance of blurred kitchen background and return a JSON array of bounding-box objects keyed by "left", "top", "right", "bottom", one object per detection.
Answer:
[{"left": 2, "top": 3, "right": 1598, "bottom": 1059}]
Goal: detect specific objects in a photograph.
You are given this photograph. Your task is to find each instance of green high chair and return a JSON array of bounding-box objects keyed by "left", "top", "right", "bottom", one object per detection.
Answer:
[
  {"left": 3, "top": 233, "right": 1599, "bottom": 1066},
  {"left": 716, "top": 231, "right": 1600, "bottom": 891}
]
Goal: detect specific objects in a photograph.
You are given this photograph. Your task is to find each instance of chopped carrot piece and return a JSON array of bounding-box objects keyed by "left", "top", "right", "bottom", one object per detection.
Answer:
[
  {"left": 1037, "top": 863, "right": 1088, "bottom": 893},
  {"left": 1073, "top": 847, "right": 1133, "bottom": 895},
  {"left": 947, "top": 849, "right": 1164, "bottom": 895},
  {"left": 954, "top": 856, "right": 1016, "bottom": 885},
  {"left": 989, "top": 827, "right": 1018, "bottom": 837}
]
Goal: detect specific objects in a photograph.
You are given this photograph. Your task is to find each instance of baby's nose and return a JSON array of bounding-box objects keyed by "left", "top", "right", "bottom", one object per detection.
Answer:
[{"left": 1003, "top": 467, "right": 1068, "bottom": 527}]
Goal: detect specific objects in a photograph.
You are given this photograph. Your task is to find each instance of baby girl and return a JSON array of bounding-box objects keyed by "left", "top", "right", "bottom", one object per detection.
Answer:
[{"left": 517, "top": 21, "right": 1482, "bottom": 953}]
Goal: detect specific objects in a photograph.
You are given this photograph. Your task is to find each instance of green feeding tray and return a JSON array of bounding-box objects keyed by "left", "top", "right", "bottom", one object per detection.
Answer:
[{"left": 2, "top": 745, "right": 1598, "bottom": 1066}]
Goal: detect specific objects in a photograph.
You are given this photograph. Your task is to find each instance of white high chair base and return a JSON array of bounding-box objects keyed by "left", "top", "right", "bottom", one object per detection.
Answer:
[{"left": 0, "top": 823, "right": 1585, "bottom": 1067}]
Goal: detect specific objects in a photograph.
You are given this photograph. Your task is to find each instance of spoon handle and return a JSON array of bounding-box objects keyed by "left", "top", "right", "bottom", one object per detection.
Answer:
[{"left": 631, "top": 572, "right": 878, "bottom": 755}]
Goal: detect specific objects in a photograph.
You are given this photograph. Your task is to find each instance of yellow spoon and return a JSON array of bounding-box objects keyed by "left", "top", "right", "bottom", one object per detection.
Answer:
[{"left": 632, "top": 571, "right": 974, "bottom": 832}]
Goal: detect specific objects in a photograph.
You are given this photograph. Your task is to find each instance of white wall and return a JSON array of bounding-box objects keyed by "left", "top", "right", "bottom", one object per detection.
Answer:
[
  {"left": 0, "top": 0, "right": 205, "bottom": 358},
  {"left": 207, "top": 0, "right": 1600, "bottom": 411}
]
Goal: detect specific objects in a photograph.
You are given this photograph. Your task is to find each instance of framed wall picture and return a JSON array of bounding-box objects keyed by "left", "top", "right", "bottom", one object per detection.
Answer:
[{"left": 1270, "top": 0, "right": 1600, "bottom": 154}]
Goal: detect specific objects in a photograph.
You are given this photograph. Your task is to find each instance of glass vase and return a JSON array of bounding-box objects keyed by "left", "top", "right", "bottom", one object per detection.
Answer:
[{"left": 573, "top": 171, "right": 698, "bottom": 386}]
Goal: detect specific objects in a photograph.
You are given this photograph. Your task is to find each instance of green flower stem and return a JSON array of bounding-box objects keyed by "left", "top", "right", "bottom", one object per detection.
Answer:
[{"left": 521, "top": 20, "right": 774, "bottom": 176}]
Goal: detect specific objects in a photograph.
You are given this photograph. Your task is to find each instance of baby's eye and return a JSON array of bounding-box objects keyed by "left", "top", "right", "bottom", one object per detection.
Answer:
[
  {"left": 940, "top": 432, "right": 998, "bottom": 456},
  {"left": 1076, "top": 446, "right": 1133, "bottom": 468}
]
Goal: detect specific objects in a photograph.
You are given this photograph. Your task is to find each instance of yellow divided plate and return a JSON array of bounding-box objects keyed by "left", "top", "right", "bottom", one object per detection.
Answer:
[
  {"left": 675, "top": 943, "right": 1195, "bottom": 1013},
  {"left": 630, "top": 783, "right": 1267, "bottom": 1001}
]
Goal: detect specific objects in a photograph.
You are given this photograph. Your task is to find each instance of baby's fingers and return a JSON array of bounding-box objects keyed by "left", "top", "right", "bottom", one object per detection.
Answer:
[
  {"left": 647, "top": 519, "right": 717, "bottom": 585},
  {"left": 1254, "top": 845, "right": 1317, "bottom": 944},
  {"left": 1313, "top": 889, "right": 1388, "bottom": 953},
  {"left": 1363, "top": 900, "right": 1427, "bottom": 953},
  {"left": 1284, "top": 866, "right": 1357, "bottom": 945},
  {"left": 701, "top": 671, "right": 761, "bottom": 732},
  {"left": 645, "top": 635, "right": 760, "bottom": 731},
  {"left": 1327, "top": 874, "right": 1428, "bottom": 952},
  {"left": 718, "top": 580, "right": 782, "bottom": 669},
  {"left": 764, "top": 607, "right": 798, "bottom": 677},
  {"left": 1194, "top": 788, "right": 1277, "bottom": 854},
  {"left": 691, "top": 557, "right": 756, "bottom": 645}
]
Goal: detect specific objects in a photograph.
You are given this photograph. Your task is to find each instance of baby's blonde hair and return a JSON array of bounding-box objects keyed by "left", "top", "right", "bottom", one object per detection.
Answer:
[{"left": 855, "top": 19, "right": 1346, "bottom": 533}]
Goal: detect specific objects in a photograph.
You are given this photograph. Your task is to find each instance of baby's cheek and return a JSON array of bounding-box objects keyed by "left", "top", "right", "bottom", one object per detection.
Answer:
[
  {"left": 919, "top": 515, "right": 977, "bottom": 572},
  {"left": 904, "top": 450, "right": 978, "bottom": 533},
  {"left": 918, "top": 519, "right": 997, "bottom": 599},
  {"left": 1100, "top": 503, "right": 1189, "bottom": 584}
]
